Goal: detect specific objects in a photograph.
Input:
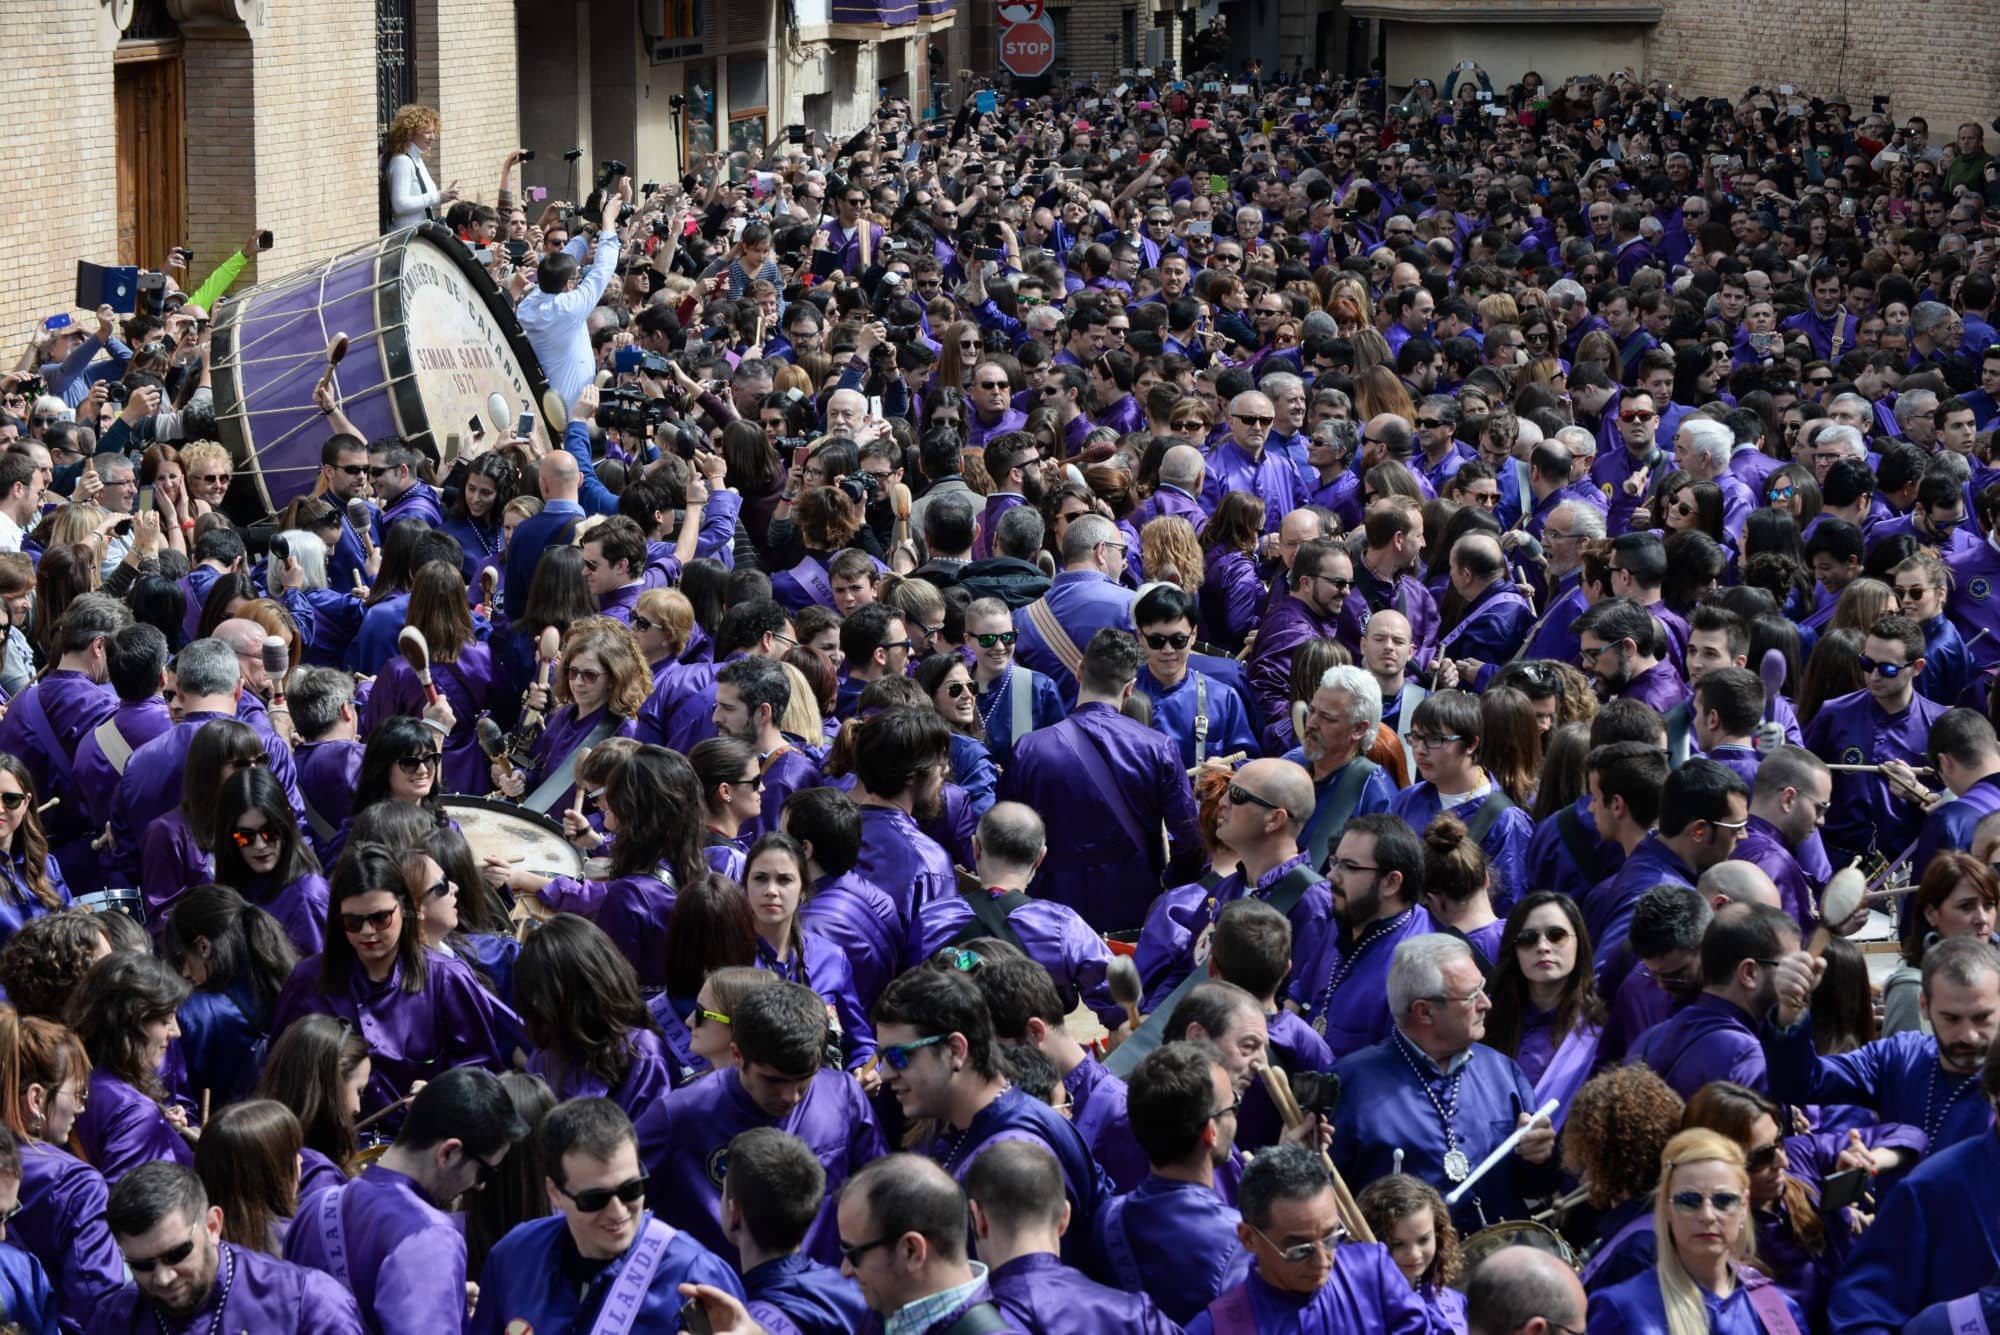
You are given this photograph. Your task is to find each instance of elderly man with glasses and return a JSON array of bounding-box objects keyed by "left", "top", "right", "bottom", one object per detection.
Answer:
[{"left": 1202, "top": 391, "right": 1309, "bottom": 536}]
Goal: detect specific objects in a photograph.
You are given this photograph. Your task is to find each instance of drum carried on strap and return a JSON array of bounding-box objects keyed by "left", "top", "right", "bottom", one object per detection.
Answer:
[
  {"left": 210, "top": 222, "right": 555, "bottom": 517},
  {"left": 437, "top": 795, "right": 589, "bottom": 939}
]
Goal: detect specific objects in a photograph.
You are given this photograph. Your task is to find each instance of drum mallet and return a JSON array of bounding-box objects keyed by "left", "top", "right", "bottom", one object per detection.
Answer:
[
  {"left": 1445, "top": 1098, "right": 1560, "bottom": 1207},
  {"left": 570, "top": 747, "right": 594, "bottom": 823},
  {"left": 1808, "top": 860, "right": 1867, "bottom": 957},
  {"left": 398, "top": 626, "right": 440, "bottom": 705},
  {"left": 1758, "top": 646, "right": 1786, "bottom": 723},
  {"left": 1105, "top": 955, "right": 1143, "bottom": 1033},
  {"left": 262, "top": 636, "right": 290, "bottom": 709},
  {"left": 315, "top": 333, "right": 350, "bottom": 400},
  {"left": 1259, "top": 1064, "right": 1375, "bottom": 1243},
  {"left": 34, "top": 797, "right": 58, "bottom": 816}
]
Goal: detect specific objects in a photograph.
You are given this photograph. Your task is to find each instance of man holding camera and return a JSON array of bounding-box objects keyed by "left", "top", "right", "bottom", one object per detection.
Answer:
[{"left": 519, "top": 174, "right": 630, "bottom": 410}]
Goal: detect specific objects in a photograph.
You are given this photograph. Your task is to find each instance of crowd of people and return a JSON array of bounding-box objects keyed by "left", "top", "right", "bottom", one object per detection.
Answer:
[{"left": 0, "top": 52, "right": 1995, "bottom": 1335}]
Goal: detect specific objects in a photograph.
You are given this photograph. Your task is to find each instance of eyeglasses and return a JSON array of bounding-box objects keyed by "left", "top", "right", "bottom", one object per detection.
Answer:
[
  {"left": 394, "top": 752, "right": 441, "bottom": 774},
  {"left": 1619, "top": 410, "right": 1657, "bottom": 423},
  {"left": 1408, "top": 733, "right": 1464, "bottom": 751},
  {"left": 1746, "top": 1140, "right": 1782, "bottom": 1173},
  {"left": 971, "top": 631, "right": 1018, "bottom": 649},
  {"left": 840, "top": 1233, "right": 898, "bottom": 1266},
  {"left": 339, "top": 907, "right": 399, "bottom": 935},
  {"left": 1171, "top": 419, "right": 1206, "bottom": 432},
  {"left": 1706, "top": 818, "right": 1751, "bottom": 834},
  {"left": 1669, "top": 1190, "right": 1746, "bottom": 1214},
  {"left": 1516, "top": 925, "right": 1571, "bottom": 948},
  {"left": 555, "top": 1174, "right": 648, "bottom": 1213},
  {"left": 1251, "top": 1223, "right": 1346, "bottom": 1263},
  {"left": 1427, "top": 985, "right": 1488, "bottom": 1007},
  {"left": 1207, "top": 1092, "right": 1245, "bottom": 1122},
  {"left": 1226, "top": 783, "right": 1281, "bottom": 811},
  {"left": 365, "top": 465, "right": 398, "bottom": 478},
  {"left": 1857, "top": 654, "right": 1911, "bottom": 678},
  {"left": 230, "top": 826, "right": 281, "bottom": 849},
  {"left": 125, "top": 1236, "right": 198, "bottom": 1274},
  {"left": 1767, "top": 486, "right": 1796, "bottom": 502},
  {"left": 878, "top": 1034, "right": 947, "bottom": 1070},
  {"left": 976, "top": 379, "right": 1011, "bottom": 391},
  {"left": 331, "top": 463, "right": 368, "bottom": 477},
  {"left": 730, "top": 772, "right": 765, "bottom": 790},
  {"left": 691, "top": 1006, "right": 731, "bottom": 1027},
  {"left": 1415, "top": 418, "right": 1447, "bottom": 430},
  {"left": 942, "top": 681, "right": 971, "bottom": 699}
]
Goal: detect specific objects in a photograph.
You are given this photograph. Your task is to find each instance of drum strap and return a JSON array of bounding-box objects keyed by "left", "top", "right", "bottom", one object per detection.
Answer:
[
  {"left": 1740, "top": 1271, "right": 1803, "bottom": 1335},
  {"left": 523, "top": 716, "right": 622, "bottom": 814},
  {"left": 1023, "top": 596, "right": 1084, "bottom": 679},
  {"left": 1008, "top": 665, "right": 1034, "bottom": 752},
  {"left": 1555, "top": 805, "right": 1604, "bottom": 886},
  {"left": 92, "top": 717, "right": 133, "bottom": 777},
  {"left": 587, "top": 1215, "right": 677, "bottom": 1335},
  {"left": 1204, "top": 1284, "right": 1257, "bottom": 1335},
  {"left": 1946, "top": 1295, "right": 1991, "bottom": 1335},
  {"left": 1578, "top": 1213, "right": 1650, "bottom": 1286}
]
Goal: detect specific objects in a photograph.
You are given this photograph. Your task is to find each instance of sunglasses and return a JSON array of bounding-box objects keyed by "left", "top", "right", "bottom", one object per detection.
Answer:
[
  {"left": 730, "top": 773, "right": 765, "bottom": 790},
  {"left": 365, "top": 465, "right": 398, "bottom": 478},
  {"left": 691, "top": 1006, "right": 730, "bottom": 1027},
  {"left": 568, "top": 666, "right": 604, "bottom": 684},
  {"left": 1746, "top": 1140, "right": 1782, "bottom": 1174},
  {"left": 1618, "top": 410, "right": 1657, "bottom": 423},
  {"left": 1415, "top": 418, "right": 1447, "bottom": 430},
  {"left": 1232, "top": 414, "right": 1274, "bottom": 426},
  {"left": 340, "top": 907, "right": 399, "bottom": 935},
  {"left": 878, "top": 1033, "right": 947, "bottom": 1070},
  {"left": 422, "top": 879, "right": 453, "bottom": 901},
  {"left": 125, "top": 1237, "right": 198, "bottom": 1274},
  {"left": 0, "top": 792, "right": 26, "bottom": 812},
  {"left": 230, "top": 826, "right": 281, "bottom": 849},
  {"left": 971, "top": 631, "right": 1018, "bottom": 648},
  {"left": 632, "top": 615, "right": 658, "bottom": 632},
  {"left": 1669, "top": 1190, "right": 1745, "bottom": 1214},
  {"left": 1144, "top": 632, "right": 1192, "bottom": 651},
  {"left": 331, "top": 463, "right": 368, "bottom": 477},
  {"left": 1170, "top": 419, "right": 1206, "bottom": 432},
  {"left": 394, "top": 753, "right": 441, "bottom": 774},
  {"left": 943, "top": 681, "right": 971, "bottom": 699},
  {"left": 1227, "top": 783, "right": 1281, "bottom": 811},
  {"left": 555, "top": 1174, "right": 648, "bottom": 1213},
  {"left": 1767, "top": 487, "right": 1797, "bottom": 502},
  {"left": 1857, "top": 654, "right": 1910, "bottom": 678},
  {"left": 1516, "top": 925, "right": 1571, "bottom": 948}
]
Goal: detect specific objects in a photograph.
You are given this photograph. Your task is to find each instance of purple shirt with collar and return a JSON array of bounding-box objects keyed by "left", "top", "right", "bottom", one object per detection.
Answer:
[
  {"left": 1200, "top": 438, "right": 1310, "bottom": 534},
  {"left": 909, "top": 891, "right": 1121, "bottom": 1029},
  {"left": 968, "top": 406, "right": 1029, "bottom": 450},
  {"left": 284, "top": 1164, "right": 468, "bottom": 1335},
  {"left": 1804, "top": 687, "right": 1949, "bottom": 865},
  {"left": 1628, "top": 991, "right": 1771, "bottom": 1101}
]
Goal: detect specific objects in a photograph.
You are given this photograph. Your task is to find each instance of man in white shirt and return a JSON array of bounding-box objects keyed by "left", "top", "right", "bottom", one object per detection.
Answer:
[
  {"left": 517, "top": 176, "right": 629, "bottom": 410},
  {"left": 0, "top": 452, "right": 44, "bottom": 554}
]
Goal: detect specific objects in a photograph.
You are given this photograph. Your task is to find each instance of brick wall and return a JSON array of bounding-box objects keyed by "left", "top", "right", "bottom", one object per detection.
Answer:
[
  {"left": 418, "top": 0, "right": 525, "bottom": 208},
  {"left": 0, "top": 2, "right": 121, "bottom": 348},
  {"left": 1644, "top": 0, "right": 2000, "bottom": 135}
]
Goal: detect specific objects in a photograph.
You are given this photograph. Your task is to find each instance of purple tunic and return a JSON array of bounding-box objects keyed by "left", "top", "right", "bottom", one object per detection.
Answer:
[
  {"left": 1134, "top": 854, "right": 1334, "bottom": 1011},
  {"left": 1061, "top": 1057, "right": 1148, "bottom": 1192},
  {"left": 467, "top": 1212, "right": 743, "bottom": 1335},
  {"left": 1185, "top": 1250, "right": 1434, "bottom": 1335},
  {"left": 519, "top": 703, "right": 638, "bottom": 815},
  {"left": 799, "top": 871, "right": 902, "bottom": 1007},
  {"left": 1521, "top": 574, "right": 1590, "bottom": 667},
  {"left": 1131, "top": 483, "right": 1211, "bottom": 532},
  {"left": 1246, "top": 593, "right": 1343, "bottom": 754},
  {"left": 83, "top": 1241, "right": 362, "bottom": 1335},
  {"left": 298, "top": 1146, "right": 347, "bottom": 1204},
  {"left": 910, "top": 892, "right": 1121, "bottom": 1029},
  {"left": 744, "top": 1253, "right": 869, "bottom": 1335},
  {"left": 268, "top": 952, "right": 520, "bottom": 1124},
  {"left": 997, "top": 704, "right": 1203, "bottom": 933},
  {"left": 1096, "top": 1173, "right": 1250, "bottom": 1326},
  {"left": 525, "top": 1028, "right": 673, "bottom": 1119},
  {"left": 368, "top": 647, "right": 501, "bottom": 796},
  {"left": 107, "top": 711, "right": 240, "bottom": 886},
  {"left": 851, "top": 804, "right": 956, "bottom": 928},
  {"left": 0, "top": 851, "right": 71, "bottom": 952},
  {"left": 634, "top": 1067, "right": 886, "bottom": 1267},
  {"left": 1524, "top": 794, "right": 1626, "bottom": 904},
  {"left": 1390, "top": 783, "right": 1533, "bottom": 912},
  {"left": 1293, "top": 906, "right": 1437, "bottom": 1059},
  {"left": 634, "top": 658, "right": 726, "bottom": 756},
  {"left": 17, "top": 1141, "right": 123, "bottom": 1335},
  {"left": 73, "top": 1071, "right": 193, "bottom": 1184},
  {"left": 284, "top": 1164, "right": 468, "bottom": 1335},
  {"left": 0, "top": 670, "right": 118, "bottom": 891},
  {"left": 1199, "top": 547, "right": 1268, "bottom": 653},
  {"left": 1804, "top": 687, "right": 1949, "bottom": 867},
  {"left": 1585, "top": 834, "right": 1697, "bottom": 993},
  {"left": 1616, "top": 658, "right": 1691, "bottom": 716},
  {"left": 917, "top": 1084, "right": 1113, "bottom": 1271},
  {"left": 1337, "top": 567, "right": 1442, "bottom": 673},
  {"left": 538, "top": 868, "right": 677, "bottom": 990},
  {"left": 744, "top": 744, "right": 823, "bottom": 841},
  {"left": 753, "top": 929, "right": 877, "bottom": 1068},
  {"left": 1945, "top": 536, "right": 2000, "bottom": 674},
  {"left": 71, "top": 697, "right": 172, "bottom": 838},
  {"left": 1200, "top": 440, "right": 1311, "bottom": 535},
  {"left": 1731, "top": 816, "right": 1817, "bottom": 933},
  {"left": 1590, "top": 1269, "right": 1806, "bottom": 1335},
  {"left": 1628, "top": 992, "right": 1770, "bottom": 1102},
  {"left": 1437, "top": 582, "right": 1536, "bottom": 669},
  {"left": 1763, "top": 1022, "right": 1994, "bottom": 1156},
  {"left": 138, "top": 811, "right": 209, "bottom": 929},
  {"left": 974, "top": 493, "right": 1028, "bottom": 561},
  {"left": 296, "top": 739, "right": 365, "bottom": 856},
  {"left": 988, "top": 1252, "right": 1181, "bottom": 1335},
  {"left": 1010, "top": 571, "right": 1135, "bottom": 706},
  {"left": 237, "top": 871, "right": 331, "bottom": 958}
]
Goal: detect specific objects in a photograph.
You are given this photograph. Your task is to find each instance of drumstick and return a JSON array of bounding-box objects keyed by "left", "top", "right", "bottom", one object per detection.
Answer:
[
  {"left": 354, "top": 1093, "right": 417, "bottom": 1132},
  {"left": 1445, "top": 1098, "right": 1560, "bottom": 1206},
  {"left": 476, "top": 567, "right": 498, "bottom": 617},
  {"left": 1106, "top": 955, "right": 1143, "bottom": 1032},
  {"left": 1824, "top": 763, "right": 1936, "bottom": 774},
  {"left": 398, "top": 626, "right": 440, "bottom": 705},
  {"left": 34, "top": 797, "right": 57, "bottom": 815},
  {"left": 570, "top": 747, "right": 593, "bottom": 820},
  {"left": 199, "top": 1088, "right": 211, "bottom": 1127},
  {"left": 1258, "top": 1065, "right": 1375, "bottom": 1243},
  {"left": 314, "top": 333, "right": 350, "bottom": 398},
  {"left": 1187, "top": 750, "right": 1248, "bottom": 778},
  {"left": 1809, "top": 860, "right": 1867, "bottom": 956}
]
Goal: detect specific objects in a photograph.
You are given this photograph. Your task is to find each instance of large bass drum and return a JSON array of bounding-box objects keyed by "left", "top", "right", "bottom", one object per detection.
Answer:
[
  {"left": 438, "top": 796, "right": 588, "bottom": 937},
  {"left": 210, "top": 223, "right": 555, "bottom": 517}
]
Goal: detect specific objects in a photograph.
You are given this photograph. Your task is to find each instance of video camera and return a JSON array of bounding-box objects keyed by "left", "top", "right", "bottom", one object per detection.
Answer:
[
  {"left": 585, "top": 159, "right": 636, "bottom": 225},
  {"left": 594, "top": 387, "right": 673, "bottom": 433}
]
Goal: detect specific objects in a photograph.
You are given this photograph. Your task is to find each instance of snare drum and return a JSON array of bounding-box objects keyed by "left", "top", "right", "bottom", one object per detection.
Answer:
[
  {"left": 1460, "top": 1219, "right": 1579, "bottom": 1273},
  {"left": 74, "top": 888, "right": 144, "bottom": 924}
]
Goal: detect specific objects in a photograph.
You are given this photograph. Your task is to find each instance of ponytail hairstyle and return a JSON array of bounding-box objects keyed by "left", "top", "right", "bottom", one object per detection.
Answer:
[
  {"left": 1652, "top": 1127, "right": 1757, "bottom": 1335},
  {"left": 161, "top": 885, "right": 300, "bottom": 1029},
  {"left": 0, "top": 755, "right": 57, "bottom": 910}
]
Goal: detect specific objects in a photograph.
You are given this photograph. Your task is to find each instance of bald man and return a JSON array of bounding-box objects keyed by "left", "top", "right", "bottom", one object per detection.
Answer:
[
  {"left": 1134, "top": 757, "right": 1334, "bottom": 1012},
  {"left": 504, "top": 450, "right": 587, "bottom": 620},
  {"left": 1440, "top": 532, "right": 1534, "bottom": 689},
  {"left": 1202, "top": 391, "right": 1309, "bottom": 535},
  {"left": 1465, "top": 1244, "right": 1587, "bottom": 1335},
  {"left": 1697, "top": 861, "right": 1783, "bottom": 912},
  {"left": 1132, "top": 444, "right": 1211, "bottom": 532}
]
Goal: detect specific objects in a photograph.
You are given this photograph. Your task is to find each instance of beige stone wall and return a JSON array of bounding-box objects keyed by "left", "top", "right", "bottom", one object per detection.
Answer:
[
  {"left": 1644, "top": 0, "right": 2000, "bottom": 135},
  {"left": 419, "top": 0, "right": 526, "bottom": 208},
  {"left": 0, "top": 2, "right": 122, "bottom": 347}
]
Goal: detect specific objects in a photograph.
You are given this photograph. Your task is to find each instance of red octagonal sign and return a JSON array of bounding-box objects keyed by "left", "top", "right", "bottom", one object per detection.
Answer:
[{"left": 1000, "top": 18, "right": 1054, "bottom": 78}]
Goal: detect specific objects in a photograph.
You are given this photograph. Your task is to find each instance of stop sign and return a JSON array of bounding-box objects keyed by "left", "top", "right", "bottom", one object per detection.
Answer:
[{"left": 1000, "top": 17, "right": 1054, "bottom": 78}]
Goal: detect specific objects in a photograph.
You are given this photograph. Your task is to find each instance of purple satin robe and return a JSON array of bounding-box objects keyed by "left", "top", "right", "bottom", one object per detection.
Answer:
[
  {"left": 1096, "top": 1174, "right": 1251, "bottom": 1327},
  {"left": 519, "top": 703, "right": 638, "bottom": 814},
  {"left": 1590, "top": 1269, "right": 1806, "bottom": 1335},
  {"left": 17, "top": 1141, "right": 123, "bottom": 1335},
  {"left": 851, "top": 805, "right": 956, "bottom": 928},
  {"left": 1135, "top": 855, "right": 1334, "bottom": 1011},
  {"left": 1185, "top": 1249, "right": 1433, "bottom": 1335},
  {"left": 284, "top": 1164, "right": 467, "bottom": 1335},
  {"left": 538, "top": 868, "right": 677, "bottom": 990},
  {"left": 73, "top": 1071, "right": 192, "bottom": 1185},
  {"left": 1200, "top": 440, "right": 1311, "bottom": 535},
  {"left": 988, "top": 1252, "right": 1181, "bottom": 1335},
  {"left": 525, "top": 1028, "right": 673, "bottom": 1120},
  {"left": 1009, "top": 571, "right": 1135, "bottom": 706},
  {"left": 1059, "top": 1057, "right": 1148, "bottom": 1193},
  {"left": 1390, "top": 784, "right": 1533, "bottom": 912},
  {"left": 138, "top": 811, "right": 210, "bottom": 929},
  {"left": 998, "top": 704, "right": 1203, "bottom": 934},
  {"left": 368, "top": 646, "right": 501, "bottom": 796},
  {"left": 71, "top": 697, "right": 172, "bottom": 838},
  {"left": 909, "top": 893, "right": 1120, "bottom": 1030},
  {"left": 467, "top": 1212, "right": 743, "bottom": 1335},
  {"left": 1293, "top": 906, "right": 1437, "bottom": 1059},
  {"left": 83, "top": 1241, "right": 362, "bottom": 1335},
  {"left": 753, "top": 929, "right": 877, "bottom": 1067},
  {"left": 635, "top": 1067, "right": 886, "bottom": 1267},
  {"left": 1804, "top": 687, "right": 1949, "bottom": 867},
  {"left": 634, "top": 658, "right": 726, "bottom": 755},
  {"left": 1629, "top": 992, "right": 1769, "bottom": 1102},
  {"left": 799, "top": 871, "right": 903, "bottom": 1007},
  {"left": 744, "top": 744, "right": 823, "bottom": 841},
  {"left": 239, "top": 871, "right": 331, "bottom": 958},
  {"left": 916, "top": 1084, "right": 1112, "bottom": 1271},
  {"left": 1247, "top": 593, "right": 1343, "bottom": 754},
  {"left": 296, "top": 739, "right": 364, "bottom": 857},
  {"left": 268, "top": 952, "right": 520, "bottom": 1124},
  {"left": 744, "top": 1253, "right": 869, "bottom": 1335}
]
